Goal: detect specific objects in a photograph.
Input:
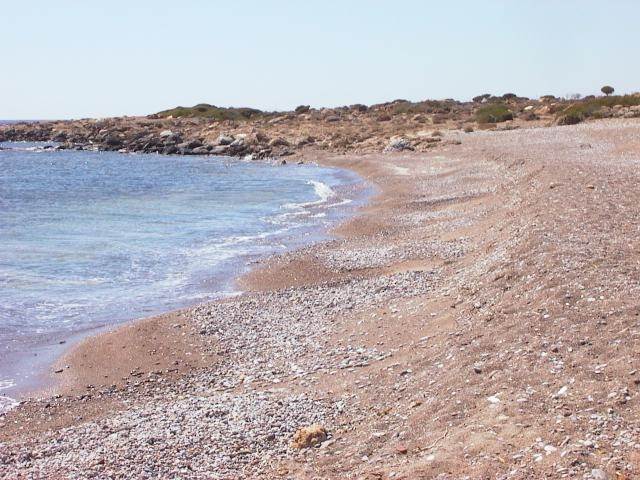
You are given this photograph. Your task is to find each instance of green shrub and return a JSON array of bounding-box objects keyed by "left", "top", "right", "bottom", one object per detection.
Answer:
[
  {"left": 556, "top": 95, "right": 640, "bottom": 124},
  {"left": 475, "top": 103, "right": 513, "bottom": 123},
  {"left": 154, "top": 104, "right": 266, "bottom": 121}
]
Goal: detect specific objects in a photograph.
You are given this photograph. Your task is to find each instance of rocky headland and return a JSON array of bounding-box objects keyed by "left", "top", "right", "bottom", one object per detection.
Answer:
[{"left": 2, "top": 94, "right": 640, "bottom": 159}]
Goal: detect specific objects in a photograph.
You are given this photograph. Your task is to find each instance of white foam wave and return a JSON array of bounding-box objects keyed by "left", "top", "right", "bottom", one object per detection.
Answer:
[
  {"left": 309, "top": 180, "right": 336, "bottom": 202},
  {"left": 0, "top": 379, "right": 18, "bottom": 415},
  {"left": 282, "top": 180, "right": 337, "bottom": 211}
]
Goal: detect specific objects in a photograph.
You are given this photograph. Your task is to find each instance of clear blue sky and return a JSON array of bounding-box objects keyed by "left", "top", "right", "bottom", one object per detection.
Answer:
[{"left": 2, "top": 0, "right": 639, "bottom": 119}]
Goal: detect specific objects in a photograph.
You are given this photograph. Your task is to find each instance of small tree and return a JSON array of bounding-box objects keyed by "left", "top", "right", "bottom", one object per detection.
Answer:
[{"left": 601, "top": 85, "right": 615, "bottom": 96}]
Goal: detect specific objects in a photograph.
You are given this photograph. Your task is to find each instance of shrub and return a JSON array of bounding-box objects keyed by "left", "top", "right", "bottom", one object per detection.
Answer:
[
  {"left": 475, "top": 103, "right": 513, "bottom": 123},
  {"left": 350, "top": 104, "right": 368, "bottom": 112},
  {"left": 295, "top": 105, "right": 310, "bottom": 114},
  {"left": 473, "top": 94, "right": 491, "bottom": 103},
  {"left": 601, "top": 85, "right": 615, "bottom": 96},
  {"left": 502, "top": 93, "right": 517, "bottom": 100},
  {"left": 463, "top": 125, "right": 474, "bottom": 133},
  {"left": 155, "top": 104, "right": 265, "bottom": 120},
  {"left": 556, "top": 94, "right": 640, "bottom": 125}
]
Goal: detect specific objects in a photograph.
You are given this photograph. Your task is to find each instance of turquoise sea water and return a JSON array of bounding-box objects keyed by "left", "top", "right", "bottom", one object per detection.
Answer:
[{"left": 0, "top": 142, "right": 364, "bottom": 406}]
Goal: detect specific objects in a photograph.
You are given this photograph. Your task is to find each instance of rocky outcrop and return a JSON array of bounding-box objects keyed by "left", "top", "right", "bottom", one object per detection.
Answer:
[{"left": 3, "top": 95, "right": 637, "bottom": 158}]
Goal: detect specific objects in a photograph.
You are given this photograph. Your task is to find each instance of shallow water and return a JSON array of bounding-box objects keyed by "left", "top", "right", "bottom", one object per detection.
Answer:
[{"left": 0, "top": 143, "right": 364, "bottom": 405}]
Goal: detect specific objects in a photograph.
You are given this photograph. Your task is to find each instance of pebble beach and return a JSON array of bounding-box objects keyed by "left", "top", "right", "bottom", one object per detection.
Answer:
[{"left": 2, "top": 119, "right": 640, "bottom": 479}]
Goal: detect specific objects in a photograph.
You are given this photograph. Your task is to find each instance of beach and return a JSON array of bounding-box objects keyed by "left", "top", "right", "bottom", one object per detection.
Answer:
[{"left": 2, "top": 119, "right": 640, "bottom": 478}]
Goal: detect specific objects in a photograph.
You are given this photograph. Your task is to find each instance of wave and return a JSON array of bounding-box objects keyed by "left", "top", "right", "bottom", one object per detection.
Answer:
[
  {"left": 282, "top": 180, "right": 336, "bottom": 211},
  {"left": 0, "top": 379, "right": 17, "bottom": 414}
]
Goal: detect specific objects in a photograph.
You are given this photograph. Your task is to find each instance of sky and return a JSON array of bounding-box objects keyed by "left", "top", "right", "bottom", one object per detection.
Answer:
[{"left": 2, "top": 0, "right": 639, "bottom": 119}]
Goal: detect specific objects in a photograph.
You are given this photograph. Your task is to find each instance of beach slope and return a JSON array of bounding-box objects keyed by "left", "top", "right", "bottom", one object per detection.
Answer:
[{"left": 2, "top": 119, "right": 640, "bottom": 479}]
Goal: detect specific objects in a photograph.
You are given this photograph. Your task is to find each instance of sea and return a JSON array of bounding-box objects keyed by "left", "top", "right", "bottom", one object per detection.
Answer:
[{"left": 0, "top": 140, "right": 366, "bottom": 411}]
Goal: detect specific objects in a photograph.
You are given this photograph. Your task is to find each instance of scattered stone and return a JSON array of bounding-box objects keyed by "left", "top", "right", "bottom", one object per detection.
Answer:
[
  {"left": 291, "top": 424, "right": 328, "bottom": 449},
  {"left": 591, "top": 469, "right": 609, "bottom": 480},
  {"left": 384, "top": 137, "right": 413, "bottom": 152},
  {"left": 395, "top": 444, "right": 408, "bottom": 454}
]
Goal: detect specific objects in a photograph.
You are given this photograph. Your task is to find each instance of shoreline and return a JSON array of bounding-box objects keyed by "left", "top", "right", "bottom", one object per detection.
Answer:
[
  {"left": 0, "top": 153, "right": 371, "bottom": 404},
  {"left": 3, "top": 119, "right": 640, "bottom": 478}
]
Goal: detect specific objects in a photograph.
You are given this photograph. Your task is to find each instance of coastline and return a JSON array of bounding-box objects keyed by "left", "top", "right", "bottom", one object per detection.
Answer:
[
  {"left": 3, "top": 120, "right": 640, "bottom": 478},
  {"left": 0, "top": 154, "right": 370, "bottom": 404}
]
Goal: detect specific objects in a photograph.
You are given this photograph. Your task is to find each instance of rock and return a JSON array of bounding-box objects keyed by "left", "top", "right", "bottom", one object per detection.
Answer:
[
  {"left": 384, "top": 137, "right": 413, "bottom": 152},
  {"left": 192, "top": 146, "right": 209, "bottom": 155},
  {"left": 325, "top": 116, "right": 340, "bottom": 123},
  {"left": 163, "top": 134, "right": 182, "bottom": 145},
  {"left": 254, "top": 132, "right": 269, "bottom": 144},
  {"left": 591, "top": 469, "right": 609, "bottom": 480},
  {"left": 162, "top": 145, "right": 178, "bottom": 155},
  {"left": 104, "top": 135, "right": 123, "bottom": 147},
  {"left": 395, "top": 444, "right": 408, "bottom": 454},
  {"left": 159, "top": 130, "right": 173, "bottom": 138},
  {"left": 268, "top": 137, "right": 289, "bottom": 147},
  {"left": 295, "top": 136, "right": 315, "bottom": 147},
  {"left": 216, "top": 134, "right": 234, "bottom": 146},
  {"left": 291, "top": 424, "right": 327, "bottom": 449},
  {"left": 210, "top": 145, "right": 229, "bottom": 155}
]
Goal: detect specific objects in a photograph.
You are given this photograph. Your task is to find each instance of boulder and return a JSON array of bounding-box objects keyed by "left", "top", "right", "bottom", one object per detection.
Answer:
[
  {"left": 163, "top": 134, "right": 182, "bottom": 145},
  {"left": 384, "top": 137, "right": 414, "bottom": 152},
  {"left": 191, "top": 146, "right": 210, "bottom": 155},
  {"left": 159, "top": 130, "right": 173, "bottom": 138},
  {"left": 210, "top": 145, "right": 229, "bottom": 155},
  {"left": 216, "top": 134, "right": 234, "bottom": 146},
  {"left": 268, "top": 137, "right": 289, "bottom": 147},
  {"left": 104, "top": 135, "right": 123, "bottom": 147},
  {"left": 162, "top": 145, "right": 178, "bottom": 155},
  {"left": 291, "top": 425, "right": 327, "bottom": 449},
  {"left": 254, "top": 131, "right": 269, "bottom": 144}
]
